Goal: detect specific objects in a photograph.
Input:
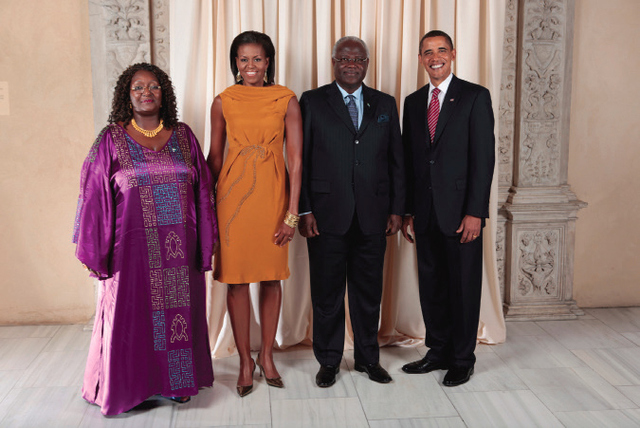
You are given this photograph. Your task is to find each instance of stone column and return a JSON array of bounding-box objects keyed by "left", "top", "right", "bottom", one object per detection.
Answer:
[
  {"left": 497, "top": 0, "right": 586, "bottom": 321},
  {"left": 84, "top": 0, "right": 170, "bottom": 329}
]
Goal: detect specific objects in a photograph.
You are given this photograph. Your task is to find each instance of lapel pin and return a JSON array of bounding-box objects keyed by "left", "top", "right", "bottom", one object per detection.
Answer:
[
  {"left": 367, "top": 103, "right": 370, "bottom": 108},
  {"left": 449, "top": 98, "right": 454, "bottom": 101}
]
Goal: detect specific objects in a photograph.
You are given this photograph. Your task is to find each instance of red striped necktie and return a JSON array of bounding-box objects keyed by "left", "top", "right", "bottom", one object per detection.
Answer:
[{"left": 427, "top": 87, "right": 440, "bottom": 143}]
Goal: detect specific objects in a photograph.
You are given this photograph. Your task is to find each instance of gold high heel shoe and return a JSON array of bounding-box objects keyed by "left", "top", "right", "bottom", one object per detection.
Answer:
[
  {"left": 256, "top": 353, "right": 284, "bottom": 388},
  {"left": 236, "top": 358, "right": 256, "bottom": 397}
]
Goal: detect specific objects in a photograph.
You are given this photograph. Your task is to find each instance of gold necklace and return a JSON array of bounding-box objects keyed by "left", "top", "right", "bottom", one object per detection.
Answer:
[{"left": 131, "top": 118, "right": 164, "bottom": 138}]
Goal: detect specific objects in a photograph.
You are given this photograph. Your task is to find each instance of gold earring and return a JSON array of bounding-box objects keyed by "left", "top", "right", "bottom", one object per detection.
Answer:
[
  {"left": 236, "top": 71, "right": 242, "bottom": 83},
  {"left": 129, "top": 103, "right": 133, "bottom": 110},
  {"left": 264, "top": 74, "right": 268, "bottom": 84}
]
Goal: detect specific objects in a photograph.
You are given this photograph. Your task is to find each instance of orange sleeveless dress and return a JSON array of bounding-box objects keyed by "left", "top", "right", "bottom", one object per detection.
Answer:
[{"left": 214, "top": 84, "right": 296, "bottom": 284}]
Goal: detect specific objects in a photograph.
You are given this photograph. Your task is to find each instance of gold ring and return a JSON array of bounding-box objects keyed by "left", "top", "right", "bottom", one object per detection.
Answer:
[{"left": 472, "top": 234, "right": 478, "bottom": 238}]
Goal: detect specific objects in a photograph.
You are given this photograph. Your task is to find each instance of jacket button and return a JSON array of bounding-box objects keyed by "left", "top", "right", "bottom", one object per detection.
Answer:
[
  {"left": 355, "top": 140, "right": 359, "bottom": 144},
  {"left": 354, "top": 160, "right": 360, "bottom": 166},
  {"left": 429, "top": 160, "right": 435, "bottom": 164}
]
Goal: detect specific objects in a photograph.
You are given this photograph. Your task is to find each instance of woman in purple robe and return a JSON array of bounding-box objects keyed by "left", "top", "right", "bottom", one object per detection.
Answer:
[{"left": 73, "top": 63, "right": 218, "bottom": 415}]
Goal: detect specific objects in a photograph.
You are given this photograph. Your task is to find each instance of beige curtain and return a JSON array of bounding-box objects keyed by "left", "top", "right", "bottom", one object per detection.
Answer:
[{"left": 170, "top": 0, "right": 507, "bottom": 358}]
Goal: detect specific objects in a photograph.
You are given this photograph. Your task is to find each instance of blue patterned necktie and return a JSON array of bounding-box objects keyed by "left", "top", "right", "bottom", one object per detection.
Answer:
[{"left": 346, "top": 94, "right": 359, "bottom": 131}]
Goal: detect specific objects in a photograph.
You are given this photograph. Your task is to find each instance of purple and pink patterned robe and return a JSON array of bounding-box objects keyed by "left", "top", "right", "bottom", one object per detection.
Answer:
[{"left": 73, "top": 123, "right": 217, "bottom": 415}]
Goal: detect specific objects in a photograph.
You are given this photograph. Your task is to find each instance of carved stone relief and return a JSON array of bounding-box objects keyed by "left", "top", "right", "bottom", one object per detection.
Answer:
[
  {"left": 520, "top": 120, "right": 560, "bottom": 184},
  {"left": 518, "top": 0, "right": 565, "bottom": 187},
  {"left": 100, "top": 0, "right": 152, "bottom": 91},
  {"left": 516, "top": 228, "right": 561, "bottom": 300}
]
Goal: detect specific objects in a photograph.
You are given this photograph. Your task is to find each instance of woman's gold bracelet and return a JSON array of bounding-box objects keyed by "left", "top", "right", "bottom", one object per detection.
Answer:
[{"left": 283, "top": 211, "right": 300, "bottom": 228}]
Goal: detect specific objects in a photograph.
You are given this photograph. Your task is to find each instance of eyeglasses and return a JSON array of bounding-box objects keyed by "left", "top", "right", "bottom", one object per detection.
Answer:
[
  {"left": 333, "top": 57, "right": 368, "bottom": 64},
  {"left": 131, "top": 85, "right": 162, "bottom": 93}
]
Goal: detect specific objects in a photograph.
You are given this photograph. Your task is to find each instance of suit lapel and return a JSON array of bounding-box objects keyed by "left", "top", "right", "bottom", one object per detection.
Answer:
[
  {"left": 325, "top": 82, "right": 357, "bottom": 134},
  {"left": 433, "top": 75, "right": 461, "bottom": 145},
  {"left": 414, "top": 84, "right": 429, "bottom": 146},
  {"left": 358, "top": 85, "right": 378, "bottom": 135}
]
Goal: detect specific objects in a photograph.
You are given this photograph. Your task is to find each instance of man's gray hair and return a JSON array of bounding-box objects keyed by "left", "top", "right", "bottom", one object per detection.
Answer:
[{"left": 332, "top": 36, "right": 370, "bottom": 58}]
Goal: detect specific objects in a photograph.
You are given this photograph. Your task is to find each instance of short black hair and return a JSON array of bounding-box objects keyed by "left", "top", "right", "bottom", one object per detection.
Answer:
[
  {"left": 419, "top": 30, "right": 454, "bottom": 54},
  {"left": 108, "top": 63, "right": 178, "bottom": 128},
  {"left": 229, "top": 31, "right": 276, "bottom": 85}
]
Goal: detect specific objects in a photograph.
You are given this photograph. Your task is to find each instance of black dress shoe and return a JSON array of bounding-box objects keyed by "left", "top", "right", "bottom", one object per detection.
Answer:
[
  {"left": 402, "top": 357, "right": 449, "bottom": 374},
  {"left": 443, "top": 366, "right": 474, "bottom": 387},
  {"left": 354, "top": 362, "right": 392, "bottom": 383},
  {"left": 316, "top": 365, "right": 339, "bottom": 387}
]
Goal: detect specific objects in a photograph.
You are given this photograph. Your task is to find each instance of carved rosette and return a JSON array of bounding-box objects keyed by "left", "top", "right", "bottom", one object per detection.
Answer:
[
  {"left": 518, "top": 0, "right": 564, "bottom": 186},
  {"left": 498, "top": 0, "right": 518, "bottom": 191},
  {"left": 516, "top": 228, "right": 561, "bottom": 300}
]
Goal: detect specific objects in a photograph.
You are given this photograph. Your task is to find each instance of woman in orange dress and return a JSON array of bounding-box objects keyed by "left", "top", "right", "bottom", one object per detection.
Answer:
[{"left": 207, "top": 31, "right": 302, "bottom": 397}]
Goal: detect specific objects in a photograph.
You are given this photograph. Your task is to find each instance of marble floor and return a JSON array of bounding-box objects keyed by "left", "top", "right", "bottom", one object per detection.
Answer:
[{"left": 2, "top": 308, "right": 640, "bottom": 427}]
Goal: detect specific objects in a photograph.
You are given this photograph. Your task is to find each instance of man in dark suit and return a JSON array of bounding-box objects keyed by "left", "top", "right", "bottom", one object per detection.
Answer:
[
  {"left": 401, "top": 30, "right": 495, "bottom": 386},
  {"left": 298, "top": 36, "right": 405, "bottom": 387}
]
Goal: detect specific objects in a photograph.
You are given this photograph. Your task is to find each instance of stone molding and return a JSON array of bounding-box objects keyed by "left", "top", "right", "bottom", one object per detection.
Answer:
[
  {"left": 150, "top": 0, "right": 170, "bottom": 70},
  {"left": 498, "top": 0, "right": 518, "bottom": 199},
  {"left": 496, "top": 0, "right": 519, "bottom": 300}
]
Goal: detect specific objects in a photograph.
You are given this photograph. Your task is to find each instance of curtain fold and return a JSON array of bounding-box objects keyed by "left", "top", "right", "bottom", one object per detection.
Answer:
[{"left": 170, "top": 0, "right": 507, "bottom": 358}]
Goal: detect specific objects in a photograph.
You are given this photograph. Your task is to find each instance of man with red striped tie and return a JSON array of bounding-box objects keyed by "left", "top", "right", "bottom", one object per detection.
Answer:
[{"left": 400, "top": 30, "right": 495, "bottom": 387}]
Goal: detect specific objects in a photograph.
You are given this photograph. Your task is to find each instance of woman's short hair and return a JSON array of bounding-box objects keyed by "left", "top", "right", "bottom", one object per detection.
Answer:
[
  {"left": 229, "top": 31, "right": 276, "bottom": 85},
  {"left": 108, "top": 63, "right": 178, "bottom": 128}
]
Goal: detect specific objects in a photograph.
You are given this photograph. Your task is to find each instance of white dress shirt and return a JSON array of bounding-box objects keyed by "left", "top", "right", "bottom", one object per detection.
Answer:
[{"left": 428, "top": 72, "right": 454, "bottom": 109}]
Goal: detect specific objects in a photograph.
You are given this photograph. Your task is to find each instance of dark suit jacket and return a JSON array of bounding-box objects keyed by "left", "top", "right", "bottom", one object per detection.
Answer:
[
  {"left": 299, "top": 82, "right": 405, "bottom": 235},
  {"left": 403, "top": 75, "right": 495, "bottom": 236}
]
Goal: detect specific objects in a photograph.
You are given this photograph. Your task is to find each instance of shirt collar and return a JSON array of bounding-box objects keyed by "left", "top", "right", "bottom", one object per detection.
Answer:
[
  {"left": 429, "top": 73, "right": 454, "bottom": 96},
  {"left": 336, "top": 82, "right": 363, "bottom": 102}
]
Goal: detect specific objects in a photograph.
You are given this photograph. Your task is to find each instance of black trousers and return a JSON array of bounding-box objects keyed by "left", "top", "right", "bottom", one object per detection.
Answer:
[
  {"left": 415, "top": 209, "right": 483, "bottom": 369},
  {"left": 307, "top": 214, "right": 387, "bottom": 366}
]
